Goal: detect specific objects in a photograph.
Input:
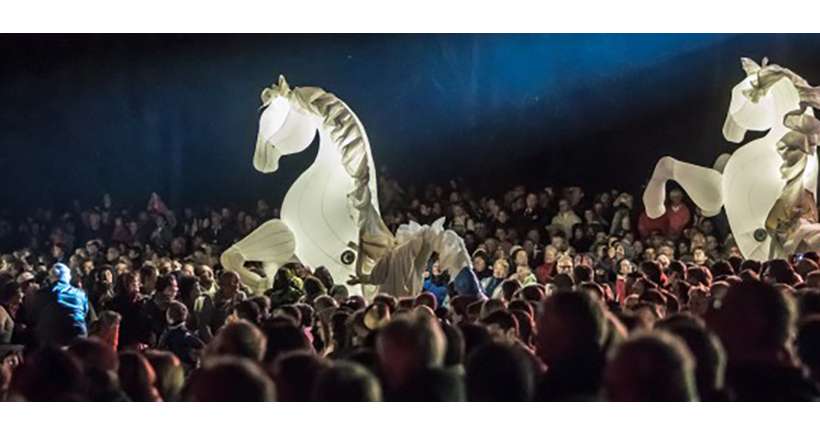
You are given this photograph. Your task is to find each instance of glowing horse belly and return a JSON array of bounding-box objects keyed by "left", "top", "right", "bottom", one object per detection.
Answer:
[
  {"left": 722, "top": 132, "right": 785, "bottom": 260},
  {"left": 281, "top": 128, "right": 357, "bottom": 288}
]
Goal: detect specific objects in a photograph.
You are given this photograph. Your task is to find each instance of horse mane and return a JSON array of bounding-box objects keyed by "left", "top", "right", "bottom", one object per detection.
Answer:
[{"left": 743, "top": 59, "right": 820, "bottom": 153}]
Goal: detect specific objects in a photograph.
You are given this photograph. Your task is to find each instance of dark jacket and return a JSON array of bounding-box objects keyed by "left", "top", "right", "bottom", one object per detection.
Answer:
[
  {"left": 726, "top": 362, "right": 820, "bottom": 401},
  {"left": 34, "top": 263, "right": 89, "bottom": 346},
  {"left": 109, "top": 293, "right": 153, "bottom": 349},
  {"left": 158, "top": 323, "right": 205, "bottom": 369}
]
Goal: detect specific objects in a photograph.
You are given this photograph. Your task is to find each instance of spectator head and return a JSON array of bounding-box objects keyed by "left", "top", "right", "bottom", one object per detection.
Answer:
[
  {"left": 363, "top": 302, "right": 392, "bottom": 331},
  {"left": 511, "top": 309, "right": 536, "bottom": 348},
  {"left": 155, "top": 273, "right": 178, "bottom": 301},
  {"left": 551, "top": 273, "right": 575, "bottom": 293},
  {"left": 556, "top": 254, "right": 573, "bottom": 275},
  {"left": 508, "top": 299, "right": 535, "bottom": 318},
  {"left": 9, "top": 346, "right": 85, "bottom": 401},
  {"left": 313, "top": 266, "right": 335, "bottom": 290},
  {"left": 259, "top": 318, "right": 312, "bottom": 365},
  {"left": 498, "top": 279, "right": 522, "bottom": 301},
  {"left": 115, "top": 271, "right": 141, "bottom": 297},
  {"left": 711, "top": 260, "right": 735, "bottom": 279},
  {"left": 579, "top": 281, "right": 605, "bottom": 301},
  {"left": 708, "top": 281, "right": 796, "bottom": 366},
  {"left": 118, "top": 351, "right": 161, "bottom": 401},
  {"left": 740, "top": 259, "right": 762, "bottom": 274},
  {"left": 807, "top": 271, "right": 820, "bottom": 289},
  {"left": 68, "top": 337, "right": 119, "bottom": 373},
  {"left": 219, "top": 270, "right": 241, "bottom": 295},
  {"left": 573, "top": 264, "right": 594, "bottom": 284},
  {"left": 144, "top": 350, "right": 185, "bottom": 401},
  {"left": 373, "top": 293, "right": 398, "bottom": 313},
  {"left": 376, "top": 313, "right": 446, "bottom": 390},
  {"left": 273, "top": 305, "right": 302, "bottom": 325},
  {"left": 90, "top": 310, "right": 122, "bottom": 349},
  {"left": 466, "top": 342, "right": 535, "bottom": 401},
  {"left": 798, "top": 288, "right": 820, "bottom": 319},
  {"left": 312, "top": 361, "right": 383, "bottom": 401},
  {"left": 726, "top": 255, "right": 743, "bottom": 275},
  {"left": 139, "top": 263, "right": 159, "bottom": 293},
  {"left": 207, "top": 319, "right": 267, "bottom": 362},
  {"left": 303, "top": 276, "right": 327, "bottom": 303},
  {"left": 466, "top": 300, "right": 484, "bottom": 322},
  {"left": 343, "top": 295, "right": 367, "bottom": 312},
  {"left": 492, "top": 258, "right": 510, "bottom": 279},
  {"left": 329, "top": 285, "right": 349, "bottom": 304},
  {"left": 604, "top": 331, "right": 698, "bottom": 401},
  {"left": 459, "top": 322, "right": 492, "bottom": 359},
  {"left": 797, "top": 258, "right": 820, "bottom": 281},
  {"left": 272, "top": 350, "right": 330, "bottom": 401},
  {"left": 655, "top": 318, "right": 727, "bottom": 400},
  {"left": 687, "top": 266, "right": 712, "bottom": 287},
  {"left": 185, "top": 356, "right": 276, "bottom": 401},
  {"left": 165, "top": 301, "right": 189, "bottom": 327},
  {"left": 482, "top": 309, "right": 519, "bottom": 342},
  {"left": 763, "top": 259, "right": 801, "bottom": 286},
  {"left": 667, "top": 260, "right": 687, "bottom": 281},
  {"left": 639, "top": 261, "right": 666, "bottom": 288},
  {"left": 195, "top": 265, "right": 215, "bottom": 288},
  {"left": 536, "top": 291, "right": 608, "bottom": 366},
  {"left": 414, "top": 292, "right": 437, "bottom": 311},
  {"left": 480, "top": 298, "right": 506, "bottom": 319},
  {"left": 235, "top": 300, "right": 262, "bottom": 325},
  {"left": 177, "top": 275, "right": 201, "bottom": 304},
  {"left": 796, "top": 315, "right": 820, "bottom": 383},
  {"left": 440, "top": 321, "right": 466, "bottom": 367},
  {"left": 517, "top": 284, "right": 546, "bottom": 302},
  {"left": 294, "top": 303, "right": 314, "bottom": 328}
]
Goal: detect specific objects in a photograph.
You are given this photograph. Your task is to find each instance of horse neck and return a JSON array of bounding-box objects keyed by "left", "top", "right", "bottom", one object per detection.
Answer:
[
  {"left": 768, "top": 80, "right": 801, "bottom": 136},
  {"left": 308, "top": 91, "right": 380, "bottom": 212}
]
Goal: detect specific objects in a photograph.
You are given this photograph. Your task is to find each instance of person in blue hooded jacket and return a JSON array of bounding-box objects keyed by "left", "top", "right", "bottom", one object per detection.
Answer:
[
  {"left": 422, "top": 261, "right": 450, "bottom": 308},
  {"left": 34, "top": 263, "right": 89, "bottom": 346}
]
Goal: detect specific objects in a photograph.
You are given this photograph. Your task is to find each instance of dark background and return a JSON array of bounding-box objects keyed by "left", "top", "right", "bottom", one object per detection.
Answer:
[{"left": 1, "top": 34, "right": 817, "bottom": 214}]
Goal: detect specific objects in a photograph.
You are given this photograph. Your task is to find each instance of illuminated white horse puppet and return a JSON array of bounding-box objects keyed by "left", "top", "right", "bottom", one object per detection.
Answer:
[
  {"left": 644, "top": 58, "right": 820, "bottom": 260},
  {"left": 221, "top": 76, "right": 482, "bottom": 299}
]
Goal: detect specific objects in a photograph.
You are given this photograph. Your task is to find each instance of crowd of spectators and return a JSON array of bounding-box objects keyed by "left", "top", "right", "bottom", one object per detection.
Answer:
[{"left": 2, "top": 176, "right": 820, "bottom": 401}]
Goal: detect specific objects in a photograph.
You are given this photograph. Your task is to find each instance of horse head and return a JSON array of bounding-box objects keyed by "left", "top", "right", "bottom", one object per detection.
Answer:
[
  {"left": 723, "top": 57, "right": 802, "bottom": 144},
  {"left": 253, "top": 75, "right": 320, "bottom": 173}
]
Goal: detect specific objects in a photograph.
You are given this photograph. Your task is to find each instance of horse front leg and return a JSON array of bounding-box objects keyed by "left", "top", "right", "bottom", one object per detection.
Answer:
[
  {"left": 643, "top": 156, "right": 724, "bottom": 219},
  {"left": 220, "top": 219, "right": 296, "bottom": 295}
]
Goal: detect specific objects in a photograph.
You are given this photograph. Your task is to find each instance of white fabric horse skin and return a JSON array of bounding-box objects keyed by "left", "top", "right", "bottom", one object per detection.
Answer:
[
  {"left": 221, "top": 76, "right": 476, "bottom": 299},
  {"left": 643, "top": 58, "right": 820, "bottom": 261}
]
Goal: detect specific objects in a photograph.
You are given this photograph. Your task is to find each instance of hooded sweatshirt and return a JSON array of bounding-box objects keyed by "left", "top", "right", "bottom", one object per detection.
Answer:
[{"left": 36, "top": 263, "right": 89, "bottom": 346}]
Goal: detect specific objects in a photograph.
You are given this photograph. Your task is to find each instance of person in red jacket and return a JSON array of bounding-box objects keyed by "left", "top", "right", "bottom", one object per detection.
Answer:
[
  {"left": 535, "top": 245, "right": 558, "bottom": 285},
  {"left": 666, "top": 189, "right": 692, "bottom": 239}
]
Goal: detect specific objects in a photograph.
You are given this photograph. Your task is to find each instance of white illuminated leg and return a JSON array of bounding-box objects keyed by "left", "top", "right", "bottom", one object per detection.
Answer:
[
  {"left": 220, "top": 219, "right": 296, "bottom": 295},
  {"left": 643, "top": 156, "right": 724, "bottom": 218}
]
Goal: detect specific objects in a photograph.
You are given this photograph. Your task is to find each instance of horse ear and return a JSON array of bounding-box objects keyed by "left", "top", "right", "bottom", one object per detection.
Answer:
[
  {"left": 741, "top": 57, "right": 761, "bottom": 76},
  {"left": 277, "top": 75, "right": 291, "bottom": 93},
  {"left": 260, "top": 87, "right": 274, "bottom": 105}
]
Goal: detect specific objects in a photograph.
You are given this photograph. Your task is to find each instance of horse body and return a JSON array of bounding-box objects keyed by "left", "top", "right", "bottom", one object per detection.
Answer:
[
  {"left": 222, "top": 77, "right": 390, "bottom": 295},
  {"left": 280, "top": 126, "right": 359, "bottom": 288},
  {"left": 721, "top": 124, "right": 789, "bottom": 259},
  {"left": 643, "top": 59, "right": 820, "bottom": 261}
]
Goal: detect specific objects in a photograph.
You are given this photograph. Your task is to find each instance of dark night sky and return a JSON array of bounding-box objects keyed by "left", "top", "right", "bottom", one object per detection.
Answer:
[{"left": 1, "top": 34, "right": 819, "bottom": 214}]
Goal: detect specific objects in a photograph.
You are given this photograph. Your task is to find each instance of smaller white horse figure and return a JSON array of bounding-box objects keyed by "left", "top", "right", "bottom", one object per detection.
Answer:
[
  {"left": 643, "top": 58, "right": 820, "bottom": 260},
  {"left": 222, "top": 76, "right": 481, "bottom": 300}
]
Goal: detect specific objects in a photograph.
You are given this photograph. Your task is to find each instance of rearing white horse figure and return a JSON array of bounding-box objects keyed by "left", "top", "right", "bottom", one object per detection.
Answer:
[
  {"left": 222, "top": 76, "right": 481, "bottom": 300},
  {"left": 643, "top": 58, "right": 820, "bottom": 260},
  {"left": 221, "top": 76, "right": 395, "bottom": 295}
]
